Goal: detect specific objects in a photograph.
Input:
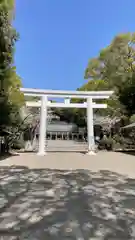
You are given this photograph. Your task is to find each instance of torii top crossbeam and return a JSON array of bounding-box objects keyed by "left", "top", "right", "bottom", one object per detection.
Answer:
[{"left": 20, "top": 88, "right": 113, "bottom": 99}]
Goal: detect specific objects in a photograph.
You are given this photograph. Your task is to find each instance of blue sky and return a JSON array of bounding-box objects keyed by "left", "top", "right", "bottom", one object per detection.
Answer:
[{"left": 14, "top": 0, "right": 135, "bottom": 91}]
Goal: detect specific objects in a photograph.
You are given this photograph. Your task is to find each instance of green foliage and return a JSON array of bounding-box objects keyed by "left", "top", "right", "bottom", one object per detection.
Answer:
[
  {"left": 0, "top": 0, "right": 14, "bottom": 11},
  {"left": 0, "top": 1, "right": 24, "bottom": 128},
  {"left": 113, "top": 131, "right": 135, "bottom": 150},
  {"left": 84, "top": 33, "right": 135, "bottom": 118},
  {"left": 98, "top": 136, "right": 114, "bottom": 151},
  {"left": 119, "top": 73, "right": 135, "bottom": 115},
  {"left": 11, "top": 138, "right": 24, "bottom": 150},
  {"left": 113, "top": 134, "right": 125, "bottom": 145},
  {"left": 129, "top": 114, "right": 135, "bottom": 123},
  {"left": 0, "top": 0, "right": 25, "bottom": 153},
  {"left": 85, "top": 33, "right": 135, "bottom": 87}
]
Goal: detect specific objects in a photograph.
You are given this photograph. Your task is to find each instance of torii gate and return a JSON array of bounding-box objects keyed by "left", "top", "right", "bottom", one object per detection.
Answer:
[{"left": 20, "top": 88, "right": 113, "bottom": 156}]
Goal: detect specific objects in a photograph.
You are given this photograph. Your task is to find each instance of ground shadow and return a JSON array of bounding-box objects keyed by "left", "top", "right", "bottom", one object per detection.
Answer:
[
  {"left": 0, "top": 166, "right": 135, "bottom": 239},
  {"left": 116, "top": 150, "right": 135, "bottom": 156},
  {"left": 0, "top": 152, "right": 19, "bottom": 161}
]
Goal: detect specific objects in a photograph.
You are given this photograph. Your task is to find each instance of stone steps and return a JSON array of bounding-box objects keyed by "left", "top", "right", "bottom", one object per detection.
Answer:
[{"left": 34, "top": 140, "right": 88, "bottom": 152}]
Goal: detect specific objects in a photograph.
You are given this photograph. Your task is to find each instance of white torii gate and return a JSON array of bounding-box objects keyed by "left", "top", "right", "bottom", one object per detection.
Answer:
[{"left": 20, "top": 88, "right": 113, "bottom": 156}]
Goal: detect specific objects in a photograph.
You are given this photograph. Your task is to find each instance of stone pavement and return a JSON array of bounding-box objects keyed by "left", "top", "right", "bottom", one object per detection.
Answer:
[
  {"left": 1, "top": 151, "right": 135, "bottom": 177},
  {"left": 0, "top": 152, "right": 135, "bottom": 239}
]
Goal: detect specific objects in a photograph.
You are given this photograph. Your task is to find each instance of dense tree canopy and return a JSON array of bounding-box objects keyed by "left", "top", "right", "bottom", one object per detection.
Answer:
[
  {"left": 0, "top": 0, "right": 24, "bottom": 130},
  {"left": 84, "top": 33, "right": 135, "bottom": 117},
  {"left": 85, "top": 33, "right": 135, "bottom": 86}
]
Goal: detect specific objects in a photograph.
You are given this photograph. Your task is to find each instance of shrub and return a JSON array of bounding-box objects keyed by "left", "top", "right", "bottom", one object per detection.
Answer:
[
  {"left": 113, "top": 133, "right": 135, "bottom": 150},
  {"left": 11, "top": 139, "right": 24, "bottom": 150},
  {"left": 98, "top": 136, "right": 114, "bottom": 151},
  {"left": 105, "top": 137, "right": 114, "bottom": 151},
  {"left": 113, "top": 135, "right": 125, "bottom": 145}
]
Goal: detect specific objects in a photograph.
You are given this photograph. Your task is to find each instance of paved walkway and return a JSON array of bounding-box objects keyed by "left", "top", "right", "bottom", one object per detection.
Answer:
[
  {"left": 0, "top": 152, "right": 135, "bottom": 239},
  {"left": 1, "top": 151, "right": 135, "bottom": 177}
]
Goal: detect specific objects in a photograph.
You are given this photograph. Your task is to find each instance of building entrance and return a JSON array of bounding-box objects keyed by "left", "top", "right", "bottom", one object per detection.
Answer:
[{"left": 47, "top": 132, "right": 85, "bottom": 141}]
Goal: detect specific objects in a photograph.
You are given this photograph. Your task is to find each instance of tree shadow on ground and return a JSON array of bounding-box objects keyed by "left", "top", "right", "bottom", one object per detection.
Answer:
[
  {"left": 119, "top": 150, "right": 135, "bottom": 156},
  {"left": 0, "top": 153, "right": 19, "bottom": 161},
  {"left": 0, "top": 167, "right": 135, "bottom": 239}
]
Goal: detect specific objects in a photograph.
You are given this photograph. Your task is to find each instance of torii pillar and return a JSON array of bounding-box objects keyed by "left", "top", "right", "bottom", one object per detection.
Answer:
[
  {"left": 87, "top": 97, "right": 95, "bottom": 155},
  {"left": 37, "top": 95, "right": 48, "bottom": 156}
]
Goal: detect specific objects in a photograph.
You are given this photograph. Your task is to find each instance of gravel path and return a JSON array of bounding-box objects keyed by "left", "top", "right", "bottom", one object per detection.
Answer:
[{"left": 0, "top": 152, "right": 135, "bottom": 239}]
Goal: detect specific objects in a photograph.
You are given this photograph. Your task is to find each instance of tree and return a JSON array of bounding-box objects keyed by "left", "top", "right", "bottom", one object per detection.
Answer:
[
  {"left": 0, "top": 0, "right": 25, "bottom": 153},
  {"left": 85, "top": 33, "right": 135, "bottom": 90},
  {"left": 84, "top": 33, "right": 135, "bottom": 117},
  {"left": 119, "top": 72, "right": 135, "bottom": 116},
  {"left": 0, "top": 0, "right": 24, "bottom": 130},
  {"left": 129, "top": 114, "right": 135, "bottom": 124}
]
